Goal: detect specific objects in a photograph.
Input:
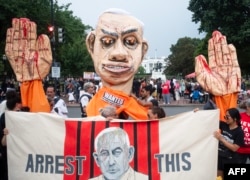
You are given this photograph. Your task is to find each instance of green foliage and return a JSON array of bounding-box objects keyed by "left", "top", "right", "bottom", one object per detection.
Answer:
[
  {"left": 188, "top": 0, "right": 250, "bottom": 75},
  {"left": 137, "top": 66, "right": 146, "bottom": 74},
  {"left": 0, "top": 0, "right": 93, "bottom": 78},
  {"left": 165, "top": 37, "right": 202, "bottom": 77}
]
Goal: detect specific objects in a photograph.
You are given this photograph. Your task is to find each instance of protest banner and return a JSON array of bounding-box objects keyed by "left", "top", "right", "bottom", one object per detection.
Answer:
[{"left": 6, "top": 109, "right": 219, "bottom": 180}]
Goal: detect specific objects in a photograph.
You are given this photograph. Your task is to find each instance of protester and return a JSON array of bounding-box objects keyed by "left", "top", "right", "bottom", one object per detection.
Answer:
[
  {"left": 203, "top": 93, "right": 217, "bottom": 110},
  {"left": 180, "top": 79, "right": 186, "bottom": 97},
  {"left": 156, "top": 78, "right": 163, "bottom": 102},
  {"left": 85, "top": 8, "right": 149, "bottom": 120},
  {"left": 161, "top": 80, "right": 170, "bottom": 104},
  {"left": 175, "top": 80, "right": 181, "bottom": 103},
  {"left": 0, "top": 89, "right": 16, "bottom": 117},
  {"left": 237, "top": 99, "right": 250, "bottom": 163},
  {"left": 79, "top": 82, "right": 95, "bottom": 117},
  {"left": 147, "top": 106, "right": 166, "bottom": 120},
  {"left": 68, "top": 91, "right": 75, "bottom": 104},
  {"left": 132, "top": 85, "right": 158, "bottom": 109},
  {"left": 0, "top": 92, "right": 22, "bottom": 180},
  {"left": 213, "top": 108, "right": 245, "bottom": 179},
  {"left": 46, "top": 86, "right": 68, "bottom": 118},
  {"left": 170, "top": 78, "right": 176, "bottom": 101}
]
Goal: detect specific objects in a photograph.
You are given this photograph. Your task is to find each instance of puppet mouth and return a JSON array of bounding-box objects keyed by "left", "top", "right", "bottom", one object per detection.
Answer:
[{"left": 103, "top": 64, "right": 131, "bottom": 73}]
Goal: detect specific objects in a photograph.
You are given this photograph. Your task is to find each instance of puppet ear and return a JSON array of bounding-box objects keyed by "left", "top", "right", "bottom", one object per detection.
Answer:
[
  {"left": 86, "top": 31, "right": 96, "bottom": 54},
  {"left": 142, "top": 41, "right": 148, "bottom": 60}
]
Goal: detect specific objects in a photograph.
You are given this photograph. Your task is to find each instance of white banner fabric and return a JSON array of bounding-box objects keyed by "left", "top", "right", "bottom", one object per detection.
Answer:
[{"left": 5, "top": 109, "right": 219, "bottom": 180}]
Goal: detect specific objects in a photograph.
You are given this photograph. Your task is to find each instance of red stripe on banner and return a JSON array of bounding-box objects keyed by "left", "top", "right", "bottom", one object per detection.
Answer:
[
  {"left": 79, "top": 121, "right": 94, "bottom": 180},
  {"left": 64, "top": 121, "right": 78, "bottom": 179},
  {"left": 150, "top": 120, "right": 160, "bottom": 180},
  {"left": 136, "top": 122, "right": 149, "bottom": 174},
  {"left": 88, "top": 121, "right": 109, "bottom": 178},
  {"left": 122, "top": 122, "right": 135, "bottom": 168}
]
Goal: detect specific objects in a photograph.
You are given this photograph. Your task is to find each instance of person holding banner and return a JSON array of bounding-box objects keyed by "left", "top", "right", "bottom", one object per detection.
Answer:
[
  {"left": 213, "top": 108, "right": 245, "bottom": 179},
  {"left": 86, "top": 8, "right": 148, "bottom": 120},
  {"left": 90, "top": 127, "right": 148, "bottom": 180},
  {"left": 147, "top": 106, "right": 166, "bottom": 120},
  {"left": 0, "top": 92, "right": 22, "bottom": 180},
  {"left": 237, "top": 99, "right": 250, "bottom": 163}
]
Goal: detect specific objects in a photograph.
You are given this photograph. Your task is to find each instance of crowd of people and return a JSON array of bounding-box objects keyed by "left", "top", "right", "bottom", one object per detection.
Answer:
[{"left": 1, "top": 76, "right": 250, "bottom": 180}]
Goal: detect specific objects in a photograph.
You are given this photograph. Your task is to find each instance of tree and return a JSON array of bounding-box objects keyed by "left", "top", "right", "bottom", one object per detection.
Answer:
[
  {"left": 188, "top": 0, "right": 250, "bottom": 76},
  {"left": 54, "top": 3, "right": 94, "bottom": 77},
  {"left": 137, "top": 66, "right": 146, "bottom": 74},
  {"left": 0, "top": 0, "right": 93, "bottom": 78},
  {"left": 164, "top": 37, "right": 201, "bottom": 77}
]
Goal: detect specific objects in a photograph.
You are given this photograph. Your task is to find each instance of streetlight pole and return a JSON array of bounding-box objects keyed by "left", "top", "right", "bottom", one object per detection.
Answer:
[
  {"left": 50, "top": 0, "right": 56, "bottom": 62},
  {"left": 2, "top": 54, "right": 7, "bottom": 77}
]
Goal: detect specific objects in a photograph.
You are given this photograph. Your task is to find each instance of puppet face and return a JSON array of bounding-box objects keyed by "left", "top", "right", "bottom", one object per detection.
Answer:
[{"left": 88, "top": 13, "right": 148, "bottom": 86}]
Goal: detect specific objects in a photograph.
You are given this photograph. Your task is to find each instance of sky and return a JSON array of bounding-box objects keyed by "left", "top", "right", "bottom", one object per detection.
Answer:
[{"left": 58, "top": 0, "right": 205, "bottom": 58}]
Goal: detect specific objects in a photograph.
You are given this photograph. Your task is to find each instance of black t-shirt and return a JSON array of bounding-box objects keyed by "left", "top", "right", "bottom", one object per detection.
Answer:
[{"left": 218, "top": 121, "right": 244, "bottom": 158}]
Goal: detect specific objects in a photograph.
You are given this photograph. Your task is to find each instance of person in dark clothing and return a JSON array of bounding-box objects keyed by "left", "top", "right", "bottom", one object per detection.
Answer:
[
  {"left": 156, "top": 78, "right": 162, "bottom": 101},
  {"left": 0, "top": 92, "right": 22, "bottom": 180},
  {"left": 132, "top": 79, "right": 141, "bottom": 98},
  {"left": 213, "top": 108, "right": 245, "bottom": 179},
  {"left": 170, "top": 79, "right": 176, "bottom": 101}
]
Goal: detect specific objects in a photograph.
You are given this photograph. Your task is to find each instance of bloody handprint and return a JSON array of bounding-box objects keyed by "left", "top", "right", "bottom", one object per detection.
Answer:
[{"left": 5, "top": 18, "right": 52, "bottom": 82}]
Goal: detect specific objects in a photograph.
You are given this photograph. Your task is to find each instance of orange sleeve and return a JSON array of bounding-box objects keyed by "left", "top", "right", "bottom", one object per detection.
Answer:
[
  {"left": 214, "top": 93, "right": 238, "bottom": 121},
  {"left": 20, "top": 80, "right": 50, "bottom": 113}
]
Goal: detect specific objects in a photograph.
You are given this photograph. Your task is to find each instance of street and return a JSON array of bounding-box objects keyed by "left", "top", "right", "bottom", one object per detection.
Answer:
[{"left": 67, "top": 104, "right": 204, "bottom": 118}]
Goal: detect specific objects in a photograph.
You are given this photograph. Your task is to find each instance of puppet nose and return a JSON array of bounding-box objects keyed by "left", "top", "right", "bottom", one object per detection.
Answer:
[{"left": 109, "top": 40, "right": 128, "bottom": 61}]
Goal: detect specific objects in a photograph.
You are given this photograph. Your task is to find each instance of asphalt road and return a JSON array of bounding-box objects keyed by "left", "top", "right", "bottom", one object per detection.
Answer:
[{"left": 68, "top": 104, "right": 204, "bottom": 118}]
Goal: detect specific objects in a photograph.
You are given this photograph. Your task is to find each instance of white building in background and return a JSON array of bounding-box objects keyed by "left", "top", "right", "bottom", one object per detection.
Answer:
[{"left": 141, "top": 56, "right": 168, "bottom": 81}]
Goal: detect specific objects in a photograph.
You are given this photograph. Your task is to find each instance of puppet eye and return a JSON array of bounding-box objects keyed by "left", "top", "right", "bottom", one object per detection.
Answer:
[
  {"left": 124, "top": 36, "right": 138, "bottom": 49},
  {"left": 101, "top": 37, "right": 115, "bottom": 48}
]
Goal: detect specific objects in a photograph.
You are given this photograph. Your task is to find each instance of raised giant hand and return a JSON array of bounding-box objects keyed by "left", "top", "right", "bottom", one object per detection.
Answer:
[
  {"left": 5, "top": 18, "right": 52, "bottom": 112},
  {"left": 195, "top": 31, "right": 241, "bottom": 120},
  {"left": 5, "top": 18, "right": 52, "bottom": 82}
]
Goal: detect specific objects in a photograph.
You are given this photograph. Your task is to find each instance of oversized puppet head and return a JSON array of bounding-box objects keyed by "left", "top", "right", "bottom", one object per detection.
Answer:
[{"left": 86, "top": 8, "right": 148, "bottom": 94}]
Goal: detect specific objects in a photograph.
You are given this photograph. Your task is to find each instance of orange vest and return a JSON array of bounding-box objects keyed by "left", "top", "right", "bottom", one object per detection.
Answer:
[{"left": 86, "top": 87, "right": 148, "bottom": 120}]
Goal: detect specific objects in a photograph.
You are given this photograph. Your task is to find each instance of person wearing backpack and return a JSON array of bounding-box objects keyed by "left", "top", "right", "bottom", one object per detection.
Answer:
[{"left": 79, "top": 82, "right": 95, "bottom": 117}]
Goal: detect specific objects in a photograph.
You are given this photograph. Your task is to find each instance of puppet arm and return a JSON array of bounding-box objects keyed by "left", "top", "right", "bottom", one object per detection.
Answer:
[
  {"left": 195, "top": 31, "right": 241, "bottom": 120},
  {"left": 5, "top": 18, "right": 52, "bottom": 112}
]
